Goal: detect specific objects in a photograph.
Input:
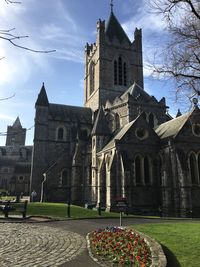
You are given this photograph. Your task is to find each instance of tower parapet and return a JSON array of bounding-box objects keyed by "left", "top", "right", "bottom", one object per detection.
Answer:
[{"left": 96, "top": 19, "right": 105, "bottom": 44}]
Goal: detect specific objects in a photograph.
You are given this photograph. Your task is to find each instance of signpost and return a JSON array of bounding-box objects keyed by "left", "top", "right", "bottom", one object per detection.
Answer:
[{"left": 115, "top": 197, "right": 127, "bottom": 227}]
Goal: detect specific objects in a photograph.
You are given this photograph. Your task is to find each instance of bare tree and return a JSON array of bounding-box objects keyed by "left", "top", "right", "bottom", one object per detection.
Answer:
[
  {"left": 0, "top": 0, "right": 55, "bottom": 101},
  {"left": 0, "top": 28, "right": 55, "bottom": 54},
  {"left": 0, "top": 93, "right": 15, "bottom": 101},
  {"left": 0, "top": 0, "right": 55, "bottom": 56},
  {"left": 149, "top": 0, "right": 200, "bottom": 100}
]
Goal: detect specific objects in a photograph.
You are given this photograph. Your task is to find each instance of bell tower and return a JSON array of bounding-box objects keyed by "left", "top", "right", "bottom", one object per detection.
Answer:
[
  {"left": 84, "top": 8, "right": 143, "bottom": 111},
  {"left": 6, "top": 117, "right": 26, "bottom": 146}
]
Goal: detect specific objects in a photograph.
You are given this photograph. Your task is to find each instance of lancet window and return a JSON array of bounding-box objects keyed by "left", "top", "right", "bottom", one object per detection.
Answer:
[{"left": 114, "top": 56, "right": 127, "bottom": 86}]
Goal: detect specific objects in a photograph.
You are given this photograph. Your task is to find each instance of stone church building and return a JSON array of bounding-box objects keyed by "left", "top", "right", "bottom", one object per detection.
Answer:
[
  {"left": 0, "top": 117, "right": 32, "bottom": 195},
  {"left": 30, "top": 9, "right": 200, "bottom": 217}
]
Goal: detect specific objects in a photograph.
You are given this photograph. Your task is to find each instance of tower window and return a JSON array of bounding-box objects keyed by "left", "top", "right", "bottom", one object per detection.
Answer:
[
  {"left": 123, "top": 62, "right": 127, "bottom": 86},
  {"left": 58, "top": 128, "right": 64, "bottom": 140},
  {"left": 113, "top": 56, "right": 127, "bottom": 86},
  {"left": 89, "top": 61, "right": 95, "bottom": 95},
  {"left": 114, "top": 60, "right": 118, "bottom": 85},
  {"left": 118, "top": 57, "right": 122, "bottom": 85}
]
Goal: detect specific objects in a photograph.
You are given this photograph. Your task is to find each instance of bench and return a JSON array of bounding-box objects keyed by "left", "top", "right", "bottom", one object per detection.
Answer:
[{"left": 0, "top": 200, "right": 28, "bottom": 218}]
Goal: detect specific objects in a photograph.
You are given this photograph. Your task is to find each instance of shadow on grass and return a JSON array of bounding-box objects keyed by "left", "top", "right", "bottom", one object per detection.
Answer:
[{"left": 162, "top": 245, "right": 181, "bottom": 267}]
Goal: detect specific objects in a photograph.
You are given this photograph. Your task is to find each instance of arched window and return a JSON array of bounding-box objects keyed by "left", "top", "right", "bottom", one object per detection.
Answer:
[
  {"left": 123, "top": 62, "right": 127, "bottom": 86},
  {"left": 57, "top": 127, "right": 64, "bottom": 140},
  {"left": 144, "top": 156, "right": 151, "bottom": 184},
  {"left": 114, "top": 60, "right": 118, "bottom": 85},
  {"left": 135, "top": 156, "right": 142, "bottom": 184},
  {"left": 149, "top": 113, "right": 154, "bottom": 128},
  {"left": 118, "top": 57, "right": 122, "bottom": 85},
  {"left": 89, "top": 61, "right": 95, "bottom": 95},
  {"left": 134, "top": 155, "right": 153, "bottom": 185},
  {"left": 189, "top": 153, "right": 198, "bottom": 184},
  {"left": 18, "top": 175, "right": 24, "bottom": 182},
  {"left": 115, "top": 113, "right": 120, "bottom": 130},
  {"left": 114, "top": 56, "right": 127, "bottom": 86}
]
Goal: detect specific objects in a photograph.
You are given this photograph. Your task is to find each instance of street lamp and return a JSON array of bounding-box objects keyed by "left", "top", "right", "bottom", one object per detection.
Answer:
[{"left": 40, "top": 173, "right": 46, "bottom": 202}]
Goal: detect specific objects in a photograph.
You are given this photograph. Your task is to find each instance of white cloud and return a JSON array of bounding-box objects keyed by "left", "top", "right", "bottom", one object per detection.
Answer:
[
  {"left": 122, "top": 3, "right": 166, "bottom": 40},
  {"left": 0, "top": 113, "right": 15, "bottom": 121},
  {"left": 53, "top": 48, "right": 83, "bottom": 63}
]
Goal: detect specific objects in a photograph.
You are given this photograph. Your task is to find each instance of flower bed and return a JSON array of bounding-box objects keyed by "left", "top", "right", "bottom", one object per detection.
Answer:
[{"left": 88, "top": 227, "right": 152, "bottom": 267}]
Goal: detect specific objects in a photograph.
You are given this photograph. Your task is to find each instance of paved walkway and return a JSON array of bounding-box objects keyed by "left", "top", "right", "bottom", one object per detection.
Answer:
[
  {"left": 0, "top": 217, "right": 197, "bottom": 266},
  {"left": 0, "top": 223, "right": 86, "bottom": 267}
]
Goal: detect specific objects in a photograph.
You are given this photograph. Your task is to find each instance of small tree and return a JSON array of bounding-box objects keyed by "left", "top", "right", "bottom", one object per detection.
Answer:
[{"left": 149, "top": 0, "right": 200, "bottom": 100}]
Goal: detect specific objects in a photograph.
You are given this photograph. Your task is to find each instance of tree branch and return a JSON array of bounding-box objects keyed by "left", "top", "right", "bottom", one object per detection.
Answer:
[
  {"left": 4, "top": 0, "right": 21, "bottom": 4},
  {"left": 0, "top": 93, "right": 16, "bottom": 101},
  {"left": 0, "top": 29, "right": 56, "bottom": 53},
  {"left": 185, "top": 0, "right": 200, "bottom": 20}
]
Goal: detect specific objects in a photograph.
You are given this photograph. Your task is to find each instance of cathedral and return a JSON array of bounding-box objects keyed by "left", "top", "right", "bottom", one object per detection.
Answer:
[{"left": 30, "top": 8, "right": 200, "bottom": 217}]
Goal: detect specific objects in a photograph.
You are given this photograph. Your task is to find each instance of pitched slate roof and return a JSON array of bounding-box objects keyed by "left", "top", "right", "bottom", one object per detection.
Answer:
[
  {"left": 91, "top": 106, "right": 110, "bottom": 136},
  {"left": 99, "top": 119, "right": 136, "bottom": 153},
  {"left": 155, "top": 113, "right": 190, "bottom": 139},
  {"left": 35, "top": 83, "right": 49, "bottom": 106},
  {"left": 105, "top": 12, "right": 131, "bottom": 44},
  {"left": 120, "top": 82, "right": 154, "bottom": 102},
  {"left": 49, "top": 104, "right": 92, "bottom": 123}
]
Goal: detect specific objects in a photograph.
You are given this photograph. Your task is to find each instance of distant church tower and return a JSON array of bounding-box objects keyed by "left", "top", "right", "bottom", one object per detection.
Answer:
[
  {"left": 84, "top": 7, "right": 143, "bottom": 111},
  {"left": 6, "top": 117, "right": 26, "bottom": 146}
]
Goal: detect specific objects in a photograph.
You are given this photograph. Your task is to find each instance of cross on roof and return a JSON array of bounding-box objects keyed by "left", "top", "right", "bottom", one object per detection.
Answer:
[{"left": 110, "top": 0, "right": 114, "bottom": 12}]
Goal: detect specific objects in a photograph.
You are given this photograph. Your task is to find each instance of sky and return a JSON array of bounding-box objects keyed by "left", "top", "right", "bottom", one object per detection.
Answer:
[{"left": 0, "top": 0, "right": 187, "bottom": 145}]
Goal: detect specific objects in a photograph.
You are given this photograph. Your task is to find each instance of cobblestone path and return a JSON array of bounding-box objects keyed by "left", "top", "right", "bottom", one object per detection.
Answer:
[{"left": 0, "top": 223, "right": 86, "bottom": 267}]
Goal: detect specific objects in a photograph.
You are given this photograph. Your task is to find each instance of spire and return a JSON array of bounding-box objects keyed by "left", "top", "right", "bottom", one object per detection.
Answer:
[
  {"left": 105, "top": 11, "right": 131, "bottom": 44},
  {"left": 176, "top": 109, "right": 182, "bottom": 117},
  {"left": 110, "top": 0, "right": 114, "bottom": 13},
  {"left": 12, "top": 116, "right": 22, "bottom": 128},
  {"left": 35, "top": 82, "right": 49, "bottom": 107}
]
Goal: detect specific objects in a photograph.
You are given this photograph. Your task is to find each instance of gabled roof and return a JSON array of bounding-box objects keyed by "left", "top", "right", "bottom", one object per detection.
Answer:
[
  {"left": 12, "top": 117, "right": 22, "bottom": 128},
  {"left": 91, "top": 106, "right": 110, "bottom": 136},
  {"left": 119, "top": 82, "right": 154, "bottom": 102},
  {"left": 155, "top": 113, "right": 190, "bottom": 139},
  {"left": 99, "top": 119, "right": 136, "bottom": 153},
  {"left": 35, "top": 83, "right": 49, "bottom": 107},
  {"left": 105, "top": 12, "right": 131, "bottom": 44},
  {"left": 49, "top": 104, "right": 92, "bottom": 123}
]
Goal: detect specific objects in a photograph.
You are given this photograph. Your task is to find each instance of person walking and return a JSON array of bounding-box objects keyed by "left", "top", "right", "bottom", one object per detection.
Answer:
[{"left": 31, "top": 190, "right": 37, "bottom": 202}]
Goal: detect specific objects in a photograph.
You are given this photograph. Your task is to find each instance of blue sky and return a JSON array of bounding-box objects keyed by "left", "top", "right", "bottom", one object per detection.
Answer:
[{"left": 0, "top": 0, "right": 186, "bottom": 145}]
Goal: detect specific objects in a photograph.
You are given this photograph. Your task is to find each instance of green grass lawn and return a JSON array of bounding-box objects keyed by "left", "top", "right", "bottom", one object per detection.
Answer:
[
  {"left": 3, "top": 202, "right": 199, "bottom": 267},
  {"left": 26, "top": 202, "right": 120, "bottom": 219},
  {"left": 132, "top": 222, "right": 200, "bottom": 267}
]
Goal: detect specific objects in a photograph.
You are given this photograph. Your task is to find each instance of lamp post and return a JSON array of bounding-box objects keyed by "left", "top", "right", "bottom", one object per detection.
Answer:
[{"left": 40, "top": 173, "right": 46, "bottom": 202}]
